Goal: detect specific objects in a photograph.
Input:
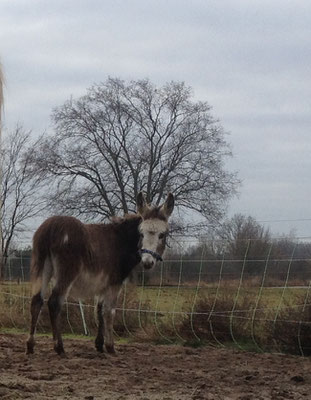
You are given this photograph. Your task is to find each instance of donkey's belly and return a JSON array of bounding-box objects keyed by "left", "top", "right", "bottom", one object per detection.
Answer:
[{"left": 70, "top": 270, "right": 109, "bottom": 299}]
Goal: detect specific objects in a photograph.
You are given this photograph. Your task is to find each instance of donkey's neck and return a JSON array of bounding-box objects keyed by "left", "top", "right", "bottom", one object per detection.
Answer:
[{"left": 111, "top": 215, "right": 142, "bottom": 283}]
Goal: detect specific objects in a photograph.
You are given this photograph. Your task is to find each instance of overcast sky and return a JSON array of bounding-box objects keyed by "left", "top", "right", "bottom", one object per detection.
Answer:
[{"left": 1, "top": 0, "right": 311, "bottom": 240}]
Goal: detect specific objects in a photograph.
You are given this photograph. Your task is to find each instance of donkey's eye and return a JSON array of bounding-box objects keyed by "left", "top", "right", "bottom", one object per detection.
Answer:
[{"left": 140, "top": 233, "right": 144, "bottom": 239}]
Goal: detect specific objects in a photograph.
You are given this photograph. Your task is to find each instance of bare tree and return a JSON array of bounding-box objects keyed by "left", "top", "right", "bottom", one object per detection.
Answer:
[
  {"left": 216, "top": 214, "right": 272, "bottom": 276},
  {"left": 32, "top": 78, "right": 239, "bottom": 230},
  {"left": 219, "top": 214, "right": 271, "bottom": 255},
  {"left": 0, "top": 127, "right": 46, "bottom": 278}
]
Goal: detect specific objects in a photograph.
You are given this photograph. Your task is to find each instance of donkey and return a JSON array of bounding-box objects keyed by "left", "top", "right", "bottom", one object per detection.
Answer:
[{"left": 26, "top": 192, "right": 174, "bottom": 356}]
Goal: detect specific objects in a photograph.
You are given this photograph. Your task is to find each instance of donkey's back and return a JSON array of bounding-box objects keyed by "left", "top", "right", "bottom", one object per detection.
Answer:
[
  {"left": 31, "top": 216, "right": 92, "bottom": 293},
  {"left": 32, "top": 215, "right": 90, "bottom": 260}
]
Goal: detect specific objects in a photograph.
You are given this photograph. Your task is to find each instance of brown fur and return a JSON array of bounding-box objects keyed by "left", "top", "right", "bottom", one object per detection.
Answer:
[
  {"left": 31, "top": 214, "right": 142, "bottom": 286},
  {"left": 27, "top": 214, "right": 145, "bottom": 356}
]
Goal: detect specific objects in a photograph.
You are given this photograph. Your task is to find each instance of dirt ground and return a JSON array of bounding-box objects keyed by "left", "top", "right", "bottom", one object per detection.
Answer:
[{"left": 0, "top": 334, "right": 311, "bottom": 400}]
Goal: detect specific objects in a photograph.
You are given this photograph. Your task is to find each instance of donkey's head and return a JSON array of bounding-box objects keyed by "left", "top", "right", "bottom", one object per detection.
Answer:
[{"left": 136, "top": 192, "right": 174, "bottom": 270}]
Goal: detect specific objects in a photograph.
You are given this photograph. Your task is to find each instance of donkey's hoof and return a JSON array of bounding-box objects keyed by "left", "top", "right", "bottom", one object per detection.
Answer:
[
  {"left": 95, "top": 337, "right": 104, "bottom": 353},
  {"left": 26, "top": 342, "right": 34, "bottom": 355},
  {"left": 54, "top": 344, "right": 66, "bottom": 357},
  {"left": 56, "top": 350, "right": 67, "bottom": 358},
  {"left": 105, "top": 345, "right": 116, "bottom": 355},
  {"left": 96, "top": 346, "right": 104, "bottom": 353}
]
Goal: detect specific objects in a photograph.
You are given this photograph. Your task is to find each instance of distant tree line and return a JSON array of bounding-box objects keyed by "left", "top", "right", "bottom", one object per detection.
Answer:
[
  {"left": 160, "top": 214, "right": 311, "bottom": 286},
  {"left": 4, "top": 215, "right": 311, "bottom": 286}
]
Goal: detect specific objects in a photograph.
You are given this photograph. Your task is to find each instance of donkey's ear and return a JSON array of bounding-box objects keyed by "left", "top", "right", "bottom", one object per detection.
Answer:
[
  {"left": 160, "top": 193, "right": 175, "bottom": 218},
  {"left": 136, "top": 192, "right": 147, "bottom": 215}
]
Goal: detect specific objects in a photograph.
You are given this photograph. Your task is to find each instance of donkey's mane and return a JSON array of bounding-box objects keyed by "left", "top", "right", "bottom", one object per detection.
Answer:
[
  {"left": 110, "top": 207, "right": 167, "bottom": 224},
  {"left": 110, "top": 213, "right": 141, "bottom": 224},
  {"left": 142, "top": 206, "right": 167, "bottom": 221}
]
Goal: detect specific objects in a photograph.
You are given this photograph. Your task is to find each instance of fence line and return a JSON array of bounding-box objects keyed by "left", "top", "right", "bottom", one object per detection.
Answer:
[{"left": 1, "top": 236, "right": 311, "bottom": 356}]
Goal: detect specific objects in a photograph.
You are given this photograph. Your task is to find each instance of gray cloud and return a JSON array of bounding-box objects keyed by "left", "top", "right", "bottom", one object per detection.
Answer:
[{"left": 1, "top": 0, "right": 311, "bottom": 237}]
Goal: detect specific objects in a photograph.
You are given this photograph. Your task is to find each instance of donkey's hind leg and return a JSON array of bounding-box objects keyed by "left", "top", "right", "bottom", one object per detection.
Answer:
[
  {"left": 48, "top": 256, "right": 78, "bottom": 356},
  {"left": 48, "top": 283, "right": 72, "bottom": 356},
  {"left": 48, "top": 288, "right": 65, "bottom": 355},
  {"left": 26, "top": 258, "right": 52, "bottom": 354},
  {"left": 26, "top": 292, "right": 44, "bottom": 354}
]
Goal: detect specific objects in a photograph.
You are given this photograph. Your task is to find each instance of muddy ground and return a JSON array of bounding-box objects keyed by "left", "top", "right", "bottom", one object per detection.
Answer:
[{"left": 0, "top": 334, "right": 310, "bottom": 399}]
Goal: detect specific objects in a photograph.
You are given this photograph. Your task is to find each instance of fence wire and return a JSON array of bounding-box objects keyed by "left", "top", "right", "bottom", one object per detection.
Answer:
[{"left": 1, "top": 236, "right": 311, "bottom": 356}]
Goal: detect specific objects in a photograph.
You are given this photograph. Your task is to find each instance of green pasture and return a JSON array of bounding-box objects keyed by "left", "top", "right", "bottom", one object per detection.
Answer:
[
  {"left": 133, "top": 285, "right": 309, "bottom": 314},
  {"left": 0, "top": 281, "right": 309, "bottom": 319}
]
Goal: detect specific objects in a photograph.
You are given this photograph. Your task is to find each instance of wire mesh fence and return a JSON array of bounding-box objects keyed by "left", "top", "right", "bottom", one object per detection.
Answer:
[{"left": 1, "top": 236, "right": 311, "bottom": 356}]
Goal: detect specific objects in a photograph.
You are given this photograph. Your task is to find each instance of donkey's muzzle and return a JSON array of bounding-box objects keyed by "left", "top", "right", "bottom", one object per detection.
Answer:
[
  {"left": 140, "top": 249, "right": 162, "bottom": 270},
  {"left": 143, "top": 260, "right": 155, "bottom": 270},
  {"left": 140, "top": 249, "right": 163, "bottom": 262}
]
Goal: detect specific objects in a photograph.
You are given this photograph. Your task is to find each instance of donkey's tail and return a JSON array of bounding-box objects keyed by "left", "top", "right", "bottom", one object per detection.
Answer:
[
  {"left": 30, "top": 247, "right": 53, "bottom": 297},
  {"left": 30, "top": 222, "right": 54, "bottom": 296}
]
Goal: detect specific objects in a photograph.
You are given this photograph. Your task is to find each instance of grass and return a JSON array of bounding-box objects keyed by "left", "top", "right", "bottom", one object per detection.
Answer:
[{"left": 0, "top": 280, "right": 310, "bottom": 355}]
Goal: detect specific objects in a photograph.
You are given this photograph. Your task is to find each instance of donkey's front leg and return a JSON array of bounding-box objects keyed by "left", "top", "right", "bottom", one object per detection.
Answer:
[
  {"left": 103, "top": 287, "right": 119, "bottom": 354},
  {"left": 103, "top": 306, "right": 116, "bottom": 354},
  {"left": 95, "top": 300, "right": 104, "bottom": 353}
]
